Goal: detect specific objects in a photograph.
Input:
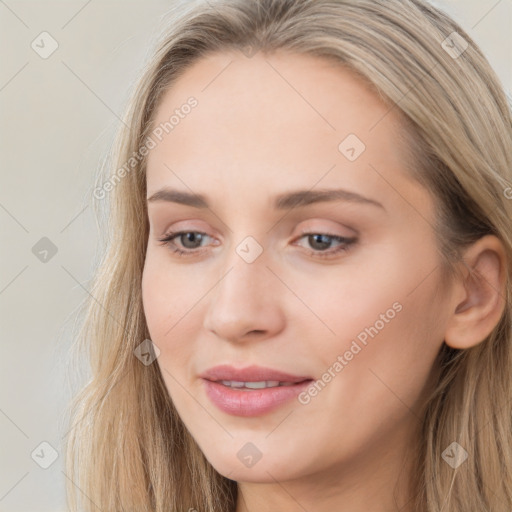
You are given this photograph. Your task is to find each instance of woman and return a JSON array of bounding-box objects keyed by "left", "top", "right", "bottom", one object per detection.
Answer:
[{"left": 65, "top": 0, "right": 512, "bottom": 510}]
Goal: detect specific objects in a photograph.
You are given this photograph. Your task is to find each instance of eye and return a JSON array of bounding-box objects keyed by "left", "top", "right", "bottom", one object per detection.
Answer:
[
  {"left": 294, "top": 232, "right": 357, "bottom": 259},
  {"left": 157, "top": 230, "right": 213, "bottom": 256}
]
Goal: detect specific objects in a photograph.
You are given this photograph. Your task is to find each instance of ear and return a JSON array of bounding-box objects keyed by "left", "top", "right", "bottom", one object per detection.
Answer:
[{"left": 444, "top": 234, "right": 508, "bottom": 349}]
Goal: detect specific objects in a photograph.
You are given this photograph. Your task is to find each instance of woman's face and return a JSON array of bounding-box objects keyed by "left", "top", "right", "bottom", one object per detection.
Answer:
[{"left": 142, "top": 51, "right": 454, "bottom": 486}]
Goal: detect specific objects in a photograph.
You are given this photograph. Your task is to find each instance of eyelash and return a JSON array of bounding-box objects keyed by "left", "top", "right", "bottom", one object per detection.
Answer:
[{"left": 157, "top": 230, "right": 357, "bottom": 259}]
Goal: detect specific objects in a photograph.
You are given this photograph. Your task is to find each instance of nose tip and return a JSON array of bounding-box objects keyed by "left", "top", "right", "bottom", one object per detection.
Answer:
[
  {"left": 205, "top": 308, "right": 276, "bottom": 343},
  {"left": 203, "top": 261, "right": 285, "bottom": 344}
]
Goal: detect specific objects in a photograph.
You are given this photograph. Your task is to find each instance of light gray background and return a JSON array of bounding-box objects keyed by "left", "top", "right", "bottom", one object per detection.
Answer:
[{"left": 1, "top": 1, "right": 511, "bottom": 510}]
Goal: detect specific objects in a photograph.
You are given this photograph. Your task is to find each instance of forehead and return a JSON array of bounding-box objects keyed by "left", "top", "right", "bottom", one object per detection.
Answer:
[{"left": 145, "top": 50, "right": 425, "bottom": 213}]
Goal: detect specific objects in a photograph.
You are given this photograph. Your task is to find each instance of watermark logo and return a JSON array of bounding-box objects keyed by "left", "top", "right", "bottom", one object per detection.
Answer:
[
  {"left": 240, "top": 45, "right": 259, "bottom": 58},
  {"left": 237, "top": 442, "right": 263, "bottom": 468},
  {"left": 134, "top": 339, "right": 160, "bottom": 366},
  {"left": 441, "top": 32, "right": 468, "bottom": 59},
  {"left": 442, "top": 441, "right": 468, "bottom": 469},
  {"left": 31, "top": 31, "right": 59, "bottom": 59},
  {"left": 32, "top": 237, "right": 58, "bottom": 263},
  {"left": 338, "top": 133, "right": 366, "bottom": 162},
  {"left": 31, "top": 441, "right": 59, "bottom": 469},
  {"left": 236, "top": 236, "right": 263, "bottom": 263}
]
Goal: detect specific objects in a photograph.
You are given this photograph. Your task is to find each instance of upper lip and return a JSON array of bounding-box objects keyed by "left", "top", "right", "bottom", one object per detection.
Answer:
[{"left": 200, "top": 364, "right": 313, "bottom": 383}]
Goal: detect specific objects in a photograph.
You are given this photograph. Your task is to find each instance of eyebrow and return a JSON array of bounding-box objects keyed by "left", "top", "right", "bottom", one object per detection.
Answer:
[{"left": 147, "top": 187, "right": 385, "bottom": 211}]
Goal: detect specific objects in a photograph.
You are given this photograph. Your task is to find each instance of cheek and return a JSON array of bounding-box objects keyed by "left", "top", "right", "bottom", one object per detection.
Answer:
[
  {"left": 141, "top": 252, "right": 201, "bottom": 364},
  {"left": 287, "top": 243, "right": 436, "bottom": 354},
  {"left": 311, "top": 296, "right": 443, "bottom": 441},
  {"left": 294, "top": 244, "right": 446, "bottom": 414},
  {"left": 141, "top": 255, "right": 203, "bottom": 416},
  {"left": 142, "top": 249, "right": 196, "bottom": 330}
]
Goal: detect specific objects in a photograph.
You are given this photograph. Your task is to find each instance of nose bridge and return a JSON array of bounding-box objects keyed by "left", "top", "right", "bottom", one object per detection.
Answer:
[{"left": 203, "top": 241, "right": 284, "bottom": 342}]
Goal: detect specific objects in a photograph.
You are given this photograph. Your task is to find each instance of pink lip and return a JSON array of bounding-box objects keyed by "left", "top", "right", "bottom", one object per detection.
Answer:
[
  {"left": 199, "top": 364, "right": 312, "bottom": 383},
  {"left": 199, "top": 365, "right": 314, "bottom": 417}
]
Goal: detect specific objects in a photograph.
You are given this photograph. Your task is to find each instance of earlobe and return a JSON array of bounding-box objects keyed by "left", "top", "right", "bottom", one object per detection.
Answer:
[{"left": 444, "top": 235, "right": 508, "bottom": 350}]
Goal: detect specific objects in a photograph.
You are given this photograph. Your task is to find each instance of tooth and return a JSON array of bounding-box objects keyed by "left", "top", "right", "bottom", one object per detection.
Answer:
[
  {"left": 244, "top": 381, "right": 268, "bottom": 389},
  {"left": 220, "top": 380, "right": 243, "bottom": 387},
  {"left": 218, "top": 380, "right": 294, "bottom": 389}
]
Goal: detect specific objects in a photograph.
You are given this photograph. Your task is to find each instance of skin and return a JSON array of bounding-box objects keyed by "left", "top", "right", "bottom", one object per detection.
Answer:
[{"left": 141, "top": 50, "right": 506, "bottom": 512}]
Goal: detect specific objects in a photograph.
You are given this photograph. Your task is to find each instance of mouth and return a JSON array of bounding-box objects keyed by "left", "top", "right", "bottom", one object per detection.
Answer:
[
  {"left": 199, "top": 364, "right": 314, "bottom": 384},
  {"left": 199, "top": 364, "right": 315, "bottom": 416},
  {"left": 201, "top": 375, "right": 315, "bottom": 417},
  {"left": 207, "top": 378, "right": 313, "bottom": 390}
]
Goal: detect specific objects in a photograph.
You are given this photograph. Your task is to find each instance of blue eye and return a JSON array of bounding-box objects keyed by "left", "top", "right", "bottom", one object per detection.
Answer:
[
  {"left": 295, "top": 233, "right": 356, "bottom": 258},
  {"left": 157, "top": 231, "right": 356, "bottom": 259},
  {"left": 157, "top": 231, "right": 211, "bottom": 256}
]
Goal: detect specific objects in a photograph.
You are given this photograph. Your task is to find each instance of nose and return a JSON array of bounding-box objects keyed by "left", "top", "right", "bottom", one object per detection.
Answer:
[{"left": 203, "top": 251, "right": 286, "bottom": 343}]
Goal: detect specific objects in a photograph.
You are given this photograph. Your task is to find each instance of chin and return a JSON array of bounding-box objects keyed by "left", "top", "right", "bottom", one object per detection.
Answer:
[{"left": 204, "top": 448, "right": 305, "bottom": 483}]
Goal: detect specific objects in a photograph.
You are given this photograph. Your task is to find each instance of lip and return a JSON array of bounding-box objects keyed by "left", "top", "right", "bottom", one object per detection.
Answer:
[
  {"left": 199, "top": 365, "right": 314, "bottom": 417},
  {"left": 199, "top": 364, "right": 313, "bottom": 383}
]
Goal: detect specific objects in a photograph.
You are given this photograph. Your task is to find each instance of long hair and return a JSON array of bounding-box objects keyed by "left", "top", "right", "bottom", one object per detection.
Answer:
[{"left": 64, "top": 0, "right": 512, "bottom": 510}]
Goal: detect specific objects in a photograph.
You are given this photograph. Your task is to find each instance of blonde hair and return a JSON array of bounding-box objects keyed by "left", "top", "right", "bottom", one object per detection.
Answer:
[{"left": 64, "top": 0, "right": 512, "bottom": 510}]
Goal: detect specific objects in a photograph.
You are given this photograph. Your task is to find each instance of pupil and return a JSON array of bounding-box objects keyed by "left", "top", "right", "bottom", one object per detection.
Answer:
[
  {"left": 182, "top": 232, "right": 202, "bottom": 248},
  {"left": 309, "top": 234, "right": 331, "bottom": 250}
]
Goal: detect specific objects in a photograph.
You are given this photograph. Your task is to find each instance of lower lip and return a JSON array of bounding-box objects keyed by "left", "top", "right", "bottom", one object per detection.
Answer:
[{"left": 202, "top": 378, "right": 313, "bottom": 417}]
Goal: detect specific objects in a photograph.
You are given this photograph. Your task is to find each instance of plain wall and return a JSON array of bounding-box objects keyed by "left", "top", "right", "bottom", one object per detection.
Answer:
[{"left": 0, "top": 1, "right": 510, "bottom": 510}]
